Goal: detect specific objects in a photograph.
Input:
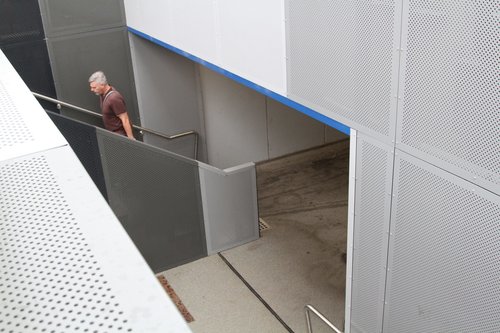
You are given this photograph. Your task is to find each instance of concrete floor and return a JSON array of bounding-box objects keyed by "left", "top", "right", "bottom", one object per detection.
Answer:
[{"left": 161, "top": 140, "right": 350, "bottom": 333}]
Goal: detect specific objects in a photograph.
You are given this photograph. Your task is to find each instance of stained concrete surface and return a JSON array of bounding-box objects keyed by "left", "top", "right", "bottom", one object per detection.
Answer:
[
  {"left": 222, "top": 140, "right": 350, "bottom": 332},
  {"left": 161, "top": 255, "right": 288, "bottom": 333},
  {"left": 161, "top": 140, "right": 350, "bottom": 333}
]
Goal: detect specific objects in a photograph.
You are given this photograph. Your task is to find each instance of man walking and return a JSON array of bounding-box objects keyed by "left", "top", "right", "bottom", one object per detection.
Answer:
[{"left": 88, "top": 71, "right": 135, "bottom": 139}]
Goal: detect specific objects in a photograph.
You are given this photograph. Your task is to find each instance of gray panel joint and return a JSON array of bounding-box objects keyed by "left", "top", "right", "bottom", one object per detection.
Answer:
[{"left": 350, "top": 132, "right": 395, "bottom": 333}]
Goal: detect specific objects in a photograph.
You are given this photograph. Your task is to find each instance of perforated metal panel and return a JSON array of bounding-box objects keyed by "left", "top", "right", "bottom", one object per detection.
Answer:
[
  {"left": 0, "top": 0, "right": 44, "bottom": 45},
  {"left": 2, "top": 39, "right": 57, "bottom": 112},
  {"left": 0, "top": 154, "right": 132, "bottom": 333},
  {"left": 47, "top": 27, "right": 140, "bottom": 126},
  {"left": 286, "top": 0, "right": 402, "bottom": 142},
  {"left": 0, "top": 81, "right": 33, "bottom": 148},
  {"left": 199, "top": 164, "right": 259, "bottom": 255},
  {"left": 383, "top": 151, "right": 500, "bottom": 333},
  {"left": 350, "top": 134, "right": 394, "bottom": 333},
  {"left": 97, "top": 129, "right": 206, "bottom": 272},
  {"left": 397, "top": 0, "right": 500, "bottom": 193},
  {"left": 39, "top": 0, "right": 125, "bottom": 37},
  {"left": 47, "top": 112, "right": 108, "bottom": 200}
]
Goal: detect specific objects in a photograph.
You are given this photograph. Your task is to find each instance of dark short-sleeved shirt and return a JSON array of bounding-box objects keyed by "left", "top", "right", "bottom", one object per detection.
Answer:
[{"left": 100, "top": 87, "right": 127, "bottom": 135}]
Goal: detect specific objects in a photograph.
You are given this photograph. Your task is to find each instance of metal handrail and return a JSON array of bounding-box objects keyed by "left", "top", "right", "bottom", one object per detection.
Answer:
[
  {"left": 33, "top": 92, "right": 199, "bottom": 159},
  {"left": 305, "top": 304, "right": 343, "bottom": 333}
]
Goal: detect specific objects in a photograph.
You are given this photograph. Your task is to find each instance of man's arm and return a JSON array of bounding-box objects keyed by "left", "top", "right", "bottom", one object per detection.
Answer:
[{"left": 117, "top": 112, "right": 135, "bottom": 139}]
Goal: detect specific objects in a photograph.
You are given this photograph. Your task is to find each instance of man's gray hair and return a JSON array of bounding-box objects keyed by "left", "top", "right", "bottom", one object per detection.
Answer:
[{"left": 88, "top": 71, "right": 107, "bottom": 85}]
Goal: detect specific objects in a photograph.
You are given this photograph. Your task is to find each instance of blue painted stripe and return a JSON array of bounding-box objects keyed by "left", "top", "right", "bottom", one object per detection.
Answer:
[{"left": 128, "top": 26, "right": 350, "bottom": 135}]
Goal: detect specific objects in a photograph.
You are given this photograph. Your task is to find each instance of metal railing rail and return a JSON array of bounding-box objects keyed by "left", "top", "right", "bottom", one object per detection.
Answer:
[
  {"left": 33, "top": 92, "right": 199, "bottom": 159},
  {"left": 305, "top": 304, "right": 343, "bottom": 333}
]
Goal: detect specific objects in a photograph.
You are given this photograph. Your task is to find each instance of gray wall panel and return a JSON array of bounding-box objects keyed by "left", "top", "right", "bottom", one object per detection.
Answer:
[
  {"left": 39, "top": 0, "right": 125, "bottom": 37},
  {"left": 326, "top": 125, "right": 349, "bottom": 144},
  {"left": 199, "top": 65, "right": 346, "bottom": 168},
  {"left": 97, "top": 129, "right": 206, "bottom": 272},
  {"left": 397, "top": 0, "right": 499, "bottom": 194},
  {"left": 266, "top": 98, "right": 325, "bottom": 159},
  {"left": 47, "top": 28, "right": 140, "bottom": 125},
  {"left": 129, "top": 34, "right": 207, "bottom": 161},
  {"left": 200, "top": 66, "right": 269, "bottom": 168},
  {"left": 199, "top": 164, "right": 259, "bottom": 254},
  {"left": 0, "top": 1, "right": 56, "bottom": 111},
  {"left": 383, "top": 151, "right": 500, "bottom": 333},
  {"left": 351, "top": 133, "right": 394, "bottom": 333},
  {"left": 142, "top": 133, "right": 199, "bottom": 162},
  {"left": 286, "top": 0, "right": 402, "bottom": 143}
]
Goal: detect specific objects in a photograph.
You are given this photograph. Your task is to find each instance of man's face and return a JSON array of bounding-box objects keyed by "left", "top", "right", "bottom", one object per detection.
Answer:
[{"left": 90, "top": 81, "right": 106, "bottom": 95}]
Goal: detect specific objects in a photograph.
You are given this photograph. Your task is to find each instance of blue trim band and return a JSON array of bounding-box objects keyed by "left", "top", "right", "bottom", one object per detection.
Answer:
[{"left": 128, "top": 27, "right": 350, "bottom": 135}]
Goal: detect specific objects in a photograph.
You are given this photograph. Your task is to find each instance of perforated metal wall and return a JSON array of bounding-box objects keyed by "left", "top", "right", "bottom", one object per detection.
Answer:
[
  {"left": 48, "top": 27, "right": 140, "bottom": 126},
  {"left": 97, "top": 130, "right": 206, "bottom": 272},
  {"left": 0, "top": 0, "right": 44, "bottom": 45},
  {"left": 0, "top": 0, "right": 56, "bottom": 112},
  {"left": 397, "top": 0, "right": 499, "bottom": 193},
  {"left": 199, "top": 164, "right": 259, "bottom": 254},
  {"left": 2, "top": 40, "right": 57, "bottom": 112},
  {"left": 0, "top": 155, "right": 132, "bottom": 333},
  {"left": 383, "top": 151, "right": 500, "bottom": 333},
  {"left": 350, "top": 134, "right": 394, "bottom": 333},
  {"left": 38, "top": 0, "right": 125, "bottom": 37},
  {"left": 47, "top": 112, "right": 107, "bottom": 200},
  {"left": 286, "top": 0, "right": 401, "bottom": 142},
  {"left": 0, "top": 81, "right": 33, "bottom": 148}
]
